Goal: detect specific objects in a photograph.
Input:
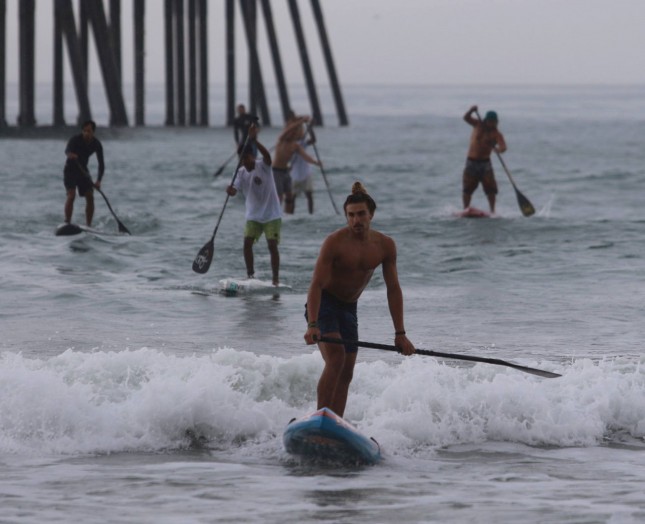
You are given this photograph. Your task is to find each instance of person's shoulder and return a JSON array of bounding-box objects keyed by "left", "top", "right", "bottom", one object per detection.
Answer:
[
  {"left": 257, "top": 158, "right": 272, "bottom": 170},
  {"left": 372, "top": 229, "right": 396, "bottom": 248},
  {"left": 323, "top": 227, "right": 347, "bottom": 244}
]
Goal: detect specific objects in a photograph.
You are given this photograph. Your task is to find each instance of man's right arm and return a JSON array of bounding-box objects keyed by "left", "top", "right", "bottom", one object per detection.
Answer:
[
  {"left": 304, "top": 237, "right": 334, "bottom": 344},
  {"left": 463, "top": 105, "right": 478, "bottom": 127},
  {"left": 65, "top": 136, "right": 78, "bottom": 160},
  {"left": 277, "top": 116, "right": 308, "bottom": 142}
]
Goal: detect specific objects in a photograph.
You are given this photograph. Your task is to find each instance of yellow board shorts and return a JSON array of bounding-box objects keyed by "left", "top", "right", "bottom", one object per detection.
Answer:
[{"left": 244, "top": 218, "right": 282, "bottom": 243}]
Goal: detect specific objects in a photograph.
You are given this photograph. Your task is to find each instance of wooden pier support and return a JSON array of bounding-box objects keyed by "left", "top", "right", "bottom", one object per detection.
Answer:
[
  {"left": 310, "top": 0, "right": 348, "bottom": 126},
  {"left": 85, "top": 0, "right": 128, "bottom": 126},
  {"left": 0, "top": 0, "right": 6, "bottom": 127},
  {"left": 2, "top": 0, "right": 347, "bottom": 130},
  {"left": 164, "top": 0, "right": 208, "bottom": 127},
  {"left": 225, "top": 0, "right": 235, "bottom": 126},
  {"left": 55, "top": 0, "right": 92, "bottom": 124},
  {"left": 133, "top": 0, "right": 145, "bottom": 126},
  {"left": 287, "top": 0, "right": 323, "bottom": 126},
  {"left": 240, "top": 0, "right": 270, "bottom": 125},
  {"left": 198, "top": 0, "right": 208, "bottom": 126},
  {"left": 18, "top": 0, "right": 36, "bottom": 126},
  {"left": 260, "top": 0, "right": 291, "bottom": 123}
]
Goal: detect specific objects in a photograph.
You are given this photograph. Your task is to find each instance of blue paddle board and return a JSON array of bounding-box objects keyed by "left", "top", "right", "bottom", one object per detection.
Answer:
[{"left": 283, "top": 407, "right": 381, "bottom": 465}]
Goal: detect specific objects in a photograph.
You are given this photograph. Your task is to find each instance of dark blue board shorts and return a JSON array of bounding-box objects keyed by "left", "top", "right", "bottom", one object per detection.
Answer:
[{"left": 305, "top": 290, "right": 358, "bottom": 353}]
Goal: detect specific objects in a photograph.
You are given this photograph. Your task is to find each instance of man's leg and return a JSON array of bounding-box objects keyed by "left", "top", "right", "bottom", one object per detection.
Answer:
[
  {"left": 462, "top": 170, "right": 477, "bottom": 208},
  {"left": 486, "top": 193, "right": 496, "bottom": 214},
  {"left": 305, "top": 191, "right": 314, "bottom": 214},
  {"left": 284, "top": 194, "right": 295, "bottom": 214},
  {"left": 64, "top": 188, "right": 76, "bottom": 223},
  {"left": 267, "top": 238, "right": 280, "bottom": 285},
  {"left": 482, "top": 171, "right": 498, "bottom": 214},
  {"left": 243, "top": 236, "right": 255, "bottom": 278},
  {"left": 85, "top": 190, "right": 95, "bottom": 226},
  {"left": 317, "top": 338, "right": 357, "bottom": 417}
]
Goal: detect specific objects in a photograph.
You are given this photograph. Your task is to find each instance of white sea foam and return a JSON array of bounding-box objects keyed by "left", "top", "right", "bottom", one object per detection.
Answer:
[{"left": 2, "top": 347, "right": 643, "bottom": 458}]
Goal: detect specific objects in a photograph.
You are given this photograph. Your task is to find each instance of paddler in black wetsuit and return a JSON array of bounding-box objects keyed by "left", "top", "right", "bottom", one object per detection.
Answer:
[
  {"left": 233, "top": 103, "right": 259, "bottom": 156},
  {"left": 63, "top": 120, "right": 105, "bottom": 226}
]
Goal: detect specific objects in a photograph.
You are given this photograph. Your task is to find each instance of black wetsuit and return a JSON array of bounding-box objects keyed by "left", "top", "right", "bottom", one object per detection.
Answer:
[
  {"left": 63, "top": 134, "right": 105, "bottom": 195},
  {"left": 233, "top": 113, "right": 259, "bottom": 147}
]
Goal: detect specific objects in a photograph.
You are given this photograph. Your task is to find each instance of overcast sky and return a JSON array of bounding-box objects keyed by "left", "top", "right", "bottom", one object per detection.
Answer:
[{"left": 4, "top": 0, "right": 645, "bottom": 86}]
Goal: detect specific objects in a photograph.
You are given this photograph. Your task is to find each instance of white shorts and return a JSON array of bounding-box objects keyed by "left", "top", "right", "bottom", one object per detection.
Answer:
[{"left": 292, "top": 176, "right": 313, "bottom": 195}]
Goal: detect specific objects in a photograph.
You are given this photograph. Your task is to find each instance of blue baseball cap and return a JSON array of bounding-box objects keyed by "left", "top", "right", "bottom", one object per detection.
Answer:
[{"left": 484, "top": 111, "right": 498, "bottom": 122}]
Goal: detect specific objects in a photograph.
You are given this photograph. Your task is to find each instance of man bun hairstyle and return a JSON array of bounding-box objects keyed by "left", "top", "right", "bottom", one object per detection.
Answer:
[{"left": 344, "top": 181, "right": 377, "bottom": 215}]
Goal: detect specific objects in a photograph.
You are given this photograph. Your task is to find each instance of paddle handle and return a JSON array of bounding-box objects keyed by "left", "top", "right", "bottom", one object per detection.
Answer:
[{"left": 214, "top": 150, "right": 238, "bottom": 177}]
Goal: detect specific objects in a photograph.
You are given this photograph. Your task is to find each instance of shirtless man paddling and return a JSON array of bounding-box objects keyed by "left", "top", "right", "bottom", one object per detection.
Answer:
[
  {"left": 272, "top": 114, "right": 321, "bottom": 212},
  {"left": 462, "top": 105, "right": 507, "bottom": 213},
  {"left": 304, "top": 183, "right": 415, "bottom": 417}
]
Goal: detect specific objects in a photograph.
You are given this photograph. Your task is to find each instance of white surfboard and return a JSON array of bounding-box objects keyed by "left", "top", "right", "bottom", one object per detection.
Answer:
[{"left": 218, "top": 277, "right": 292, "bottom": 295}]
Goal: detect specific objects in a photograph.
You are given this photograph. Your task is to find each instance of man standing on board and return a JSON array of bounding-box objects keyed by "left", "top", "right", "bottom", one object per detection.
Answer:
[
  {"left": 462, "top": 105, "right": 507, "bottom": 214},
  {"left": 272, "top": 113, "right": 321, "bottom": 211},
  {"left": 63, "top": 120, "right": 104, "bottom": 226},
  {"left": 290, "top": 124, "right": 318, "bottom": 214},
  {"left": 233, "top": 104, "right": 258, "bottom": 151},
  {"left": 304, "top": 182, "right": 415, "bottom": 417},
  {"left": 226, "top": 124, "right": 282, "bottom": 285}
]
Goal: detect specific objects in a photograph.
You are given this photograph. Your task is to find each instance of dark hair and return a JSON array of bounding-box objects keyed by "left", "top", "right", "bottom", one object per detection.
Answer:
[
  {"left": 82, "top": 120, "right": 96, "bottom": 131},
  {"left": 343, "top": 182, "right": 376, "bottom": 215}
]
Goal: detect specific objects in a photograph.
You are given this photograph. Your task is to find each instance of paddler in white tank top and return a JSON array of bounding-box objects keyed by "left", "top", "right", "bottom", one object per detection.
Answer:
[{"left": 226, "top": 124, "right": 282, "bottom": 285}]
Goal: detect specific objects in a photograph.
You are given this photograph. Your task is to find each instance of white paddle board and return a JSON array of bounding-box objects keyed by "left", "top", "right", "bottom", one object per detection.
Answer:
[{"left": 218, "top": 277, "right": 291, "bottom": 296}]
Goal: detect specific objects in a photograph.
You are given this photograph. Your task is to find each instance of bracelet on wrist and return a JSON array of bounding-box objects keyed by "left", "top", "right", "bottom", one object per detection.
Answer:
[
  {"left": 308, "top": 321, "right": 318, "bottom": 328},
  {"left": 395, "top": 331, "right": 406, "bottom": 336}
]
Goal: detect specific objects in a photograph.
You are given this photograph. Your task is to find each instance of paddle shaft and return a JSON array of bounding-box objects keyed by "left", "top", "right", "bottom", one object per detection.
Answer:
[
  {"left": 318, "top": 336, "right": 561, "bottom": 379},
  {"left": 192, "top": 134, "right": 252, "bottom": 273},
  {"left": 213, "top": 150, "right": 238, "bottom": 177},
  {"left": 75, "top": 161, "right": 131, "bottom": 234},
  {"left": 306, "top": 123, "right": 340, "bottom": 215},
  {"left": 209, "top": 134, "right": 252, "bottom": 239}
]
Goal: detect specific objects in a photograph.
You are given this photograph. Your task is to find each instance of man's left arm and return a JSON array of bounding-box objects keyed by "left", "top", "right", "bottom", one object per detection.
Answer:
[
  {"left": 95, "top": 141, "right": 105, "bottom": 186},
  {"left": 294, "top": 144, "right": 321, "bottom": 167},
  {"left": 382, "top": 238, "right": 415, "bottom": 356},
  {"left": 255, "top": 140, "right": 272, "bottom": 166},
  {"left": 495, "top": 131, "right": 507, "bottom": 154}
]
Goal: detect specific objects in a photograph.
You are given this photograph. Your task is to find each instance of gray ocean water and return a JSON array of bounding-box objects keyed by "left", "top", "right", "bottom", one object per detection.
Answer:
[{"left": 1, "top": 84, "right": 645, "bottom": 523}]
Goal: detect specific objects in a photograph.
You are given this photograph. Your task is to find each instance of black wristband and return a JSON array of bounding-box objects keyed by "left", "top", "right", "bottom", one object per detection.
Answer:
[{"left": 395, "top": 331, "right": 406, "bottom": 336}]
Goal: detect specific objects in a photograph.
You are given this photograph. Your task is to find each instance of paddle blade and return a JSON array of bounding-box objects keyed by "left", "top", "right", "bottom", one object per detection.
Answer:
[
  {"left": 192, "top": 238, "right": 214, "bottom": 273},
  {"left": 117, "top": 220, "right": 131, "bottom": 235},
  {"left": 514, "top": 188, "right": 536, "bottom": 217}
]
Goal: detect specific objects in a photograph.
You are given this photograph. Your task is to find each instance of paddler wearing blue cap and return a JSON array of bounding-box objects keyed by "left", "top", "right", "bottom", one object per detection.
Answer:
[{"left": 462, "top": 105, "right": 507, "bottom": 214}]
